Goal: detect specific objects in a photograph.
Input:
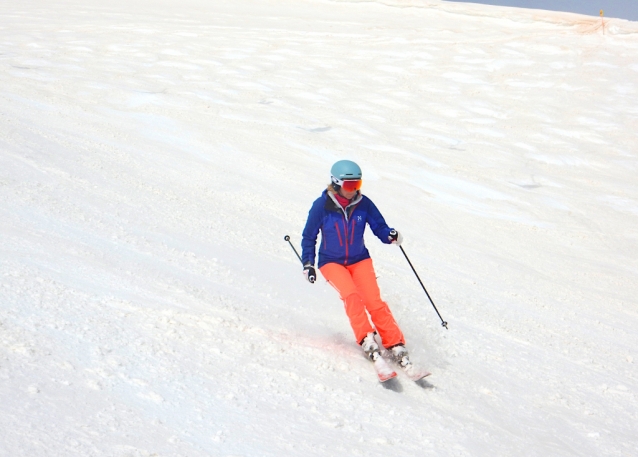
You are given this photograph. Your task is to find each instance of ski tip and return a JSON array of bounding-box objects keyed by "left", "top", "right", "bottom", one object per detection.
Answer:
[
  {"left": 378, "top": 371, "right": 398, "bottom": 383},
  {"left": 409, "top": 371, "right": 431, "bottom": 382}
]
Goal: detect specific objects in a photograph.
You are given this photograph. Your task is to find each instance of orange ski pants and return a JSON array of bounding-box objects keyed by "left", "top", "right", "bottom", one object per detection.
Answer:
[{"left": 319, "top": 258, "right": 405, "bottom": 348}]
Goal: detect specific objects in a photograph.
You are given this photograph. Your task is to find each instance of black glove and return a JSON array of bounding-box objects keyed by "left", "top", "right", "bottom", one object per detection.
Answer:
[
  {"left": 389, "top": 229, "right": 403, "bottom": 246},
  {"left": 303, "top": 263, "right": 316, "bottom": 283}
]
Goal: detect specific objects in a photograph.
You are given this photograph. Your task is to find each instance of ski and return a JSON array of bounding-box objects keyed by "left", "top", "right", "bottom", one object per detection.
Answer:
[
  {"left": 401, "top": 364, "right": 431, "bottom": 382},
  {"left": 381, "top": 349, "right": 431, "bottom": 382},
  {"left": 373, "top": 356, "right": 397, "bottom": 382}
]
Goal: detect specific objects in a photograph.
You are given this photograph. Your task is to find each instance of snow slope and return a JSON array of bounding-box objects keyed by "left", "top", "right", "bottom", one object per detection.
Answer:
[{"left": 1, "top": 0, "right": 637, "bottom": 455}]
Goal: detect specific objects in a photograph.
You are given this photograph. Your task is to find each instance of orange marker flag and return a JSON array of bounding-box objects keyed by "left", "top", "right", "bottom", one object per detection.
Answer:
[{"left": 600, "top": 9, "right": 605, "bottom": 35}]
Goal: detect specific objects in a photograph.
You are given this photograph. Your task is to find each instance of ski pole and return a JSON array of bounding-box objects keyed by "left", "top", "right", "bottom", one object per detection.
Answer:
[
  {"left": 285, "top": 235, "right": 317, "bottom": 283},
  {"left": 284, "top": 235, "right": 303, "bottom": 264},
  {"left": 398, "top": 245, "right": 448, "bottom": 329}
]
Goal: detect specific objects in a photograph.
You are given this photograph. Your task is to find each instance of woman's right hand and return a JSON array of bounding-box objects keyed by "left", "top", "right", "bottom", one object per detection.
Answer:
[{"left": 303, "top": 263, "right": 316, "bottom": 283}]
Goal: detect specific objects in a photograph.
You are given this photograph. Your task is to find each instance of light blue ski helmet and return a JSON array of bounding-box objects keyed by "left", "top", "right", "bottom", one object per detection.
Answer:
[{"left": 330, "top": 160, "right": 362, "bottom": 185}]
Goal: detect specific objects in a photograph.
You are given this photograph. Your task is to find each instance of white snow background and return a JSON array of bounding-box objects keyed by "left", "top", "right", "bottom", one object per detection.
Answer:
[{"left": 1, "top": 0, "right": 637, "bottom": 456}]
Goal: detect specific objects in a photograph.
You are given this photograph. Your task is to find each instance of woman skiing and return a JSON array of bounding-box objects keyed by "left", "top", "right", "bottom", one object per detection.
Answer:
[{"left": 301, "top": 159, "right": 420, "bottom": 379}]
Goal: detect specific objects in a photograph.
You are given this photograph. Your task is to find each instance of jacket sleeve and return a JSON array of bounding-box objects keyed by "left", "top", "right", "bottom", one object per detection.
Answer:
[
  {"left": 365, "top": 198, "right": 393, "bottom": 244},
  {"left": 301, "top": 198, "right": 324, "bottom": 266}
]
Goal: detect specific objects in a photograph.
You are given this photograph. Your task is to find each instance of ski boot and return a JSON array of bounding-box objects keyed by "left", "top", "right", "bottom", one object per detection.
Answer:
[
  {"left": 390, "top": 344, "right": 412, "bottom": 368},
  {"left": 360, "top": 332, "right": 382, "bottom": 361},
  {"left": 361, "top": 332, "right": 397, "bottom": 382}
]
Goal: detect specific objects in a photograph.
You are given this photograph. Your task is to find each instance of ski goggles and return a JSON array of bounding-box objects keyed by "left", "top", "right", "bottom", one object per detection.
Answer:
[{"left": 335, "top": 178, "right": 362, "bottom": 192}]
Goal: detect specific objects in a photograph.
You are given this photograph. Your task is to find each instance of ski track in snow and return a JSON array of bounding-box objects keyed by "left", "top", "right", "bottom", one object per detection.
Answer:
[{"left": 1, "top": 0, "right": 637, "bottom": 456}]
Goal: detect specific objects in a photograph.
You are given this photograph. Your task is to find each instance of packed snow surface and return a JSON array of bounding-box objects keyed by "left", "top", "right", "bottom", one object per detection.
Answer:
[{"left": 1, "top": 0, "right": 637, "bottom": 456}]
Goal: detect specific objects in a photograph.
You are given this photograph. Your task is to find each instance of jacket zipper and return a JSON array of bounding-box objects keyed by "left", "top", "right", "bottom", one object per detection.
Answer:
[
  {"left": 334, "top": 222, "right": 343, "bottom": 247},
  {"left": 332, "top": 197, "right": 361, "bottom": 265},
  {"left": 350, "top": 218, "right": 355, "bottom": 244},
  {"left": 342, "top": 217, "right": 349, "bottom": 264}
]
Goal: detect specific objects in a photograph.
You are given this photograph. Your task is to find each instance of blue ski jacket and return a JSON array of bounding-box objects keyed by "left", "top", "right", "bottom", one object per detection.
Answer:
[{"left": 301, "top": 189, "right": 394, "bottom": 268}]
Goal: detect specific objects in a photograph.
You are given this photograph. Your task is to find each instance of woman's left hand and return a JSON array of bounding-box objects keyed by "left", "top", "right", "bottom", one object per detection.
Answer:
[{"left": 389, "top": 230, "right": 403, "bottom": 246}]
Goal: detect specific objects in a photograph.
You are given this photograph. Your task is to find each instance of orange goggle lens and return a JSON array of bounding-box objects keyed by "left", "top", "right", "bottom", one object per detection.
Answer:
[{"left": 341, "top": 179, "right": 362, "bottom": 192}]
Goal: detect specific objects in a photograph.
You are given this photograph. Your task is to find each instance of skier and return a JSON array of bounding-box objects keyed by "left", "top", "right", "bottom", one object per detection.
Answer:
[{"left": 301, "top": 159, "right": 420, "bottom": 379}]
